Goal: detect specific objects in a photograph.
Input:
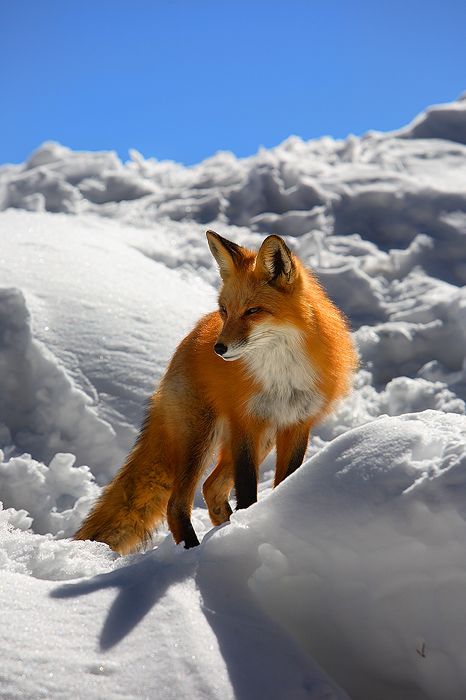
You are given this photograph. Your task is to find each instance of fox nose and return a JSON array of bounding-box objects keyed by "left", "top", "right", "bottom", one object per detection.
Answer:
[{"left": 214, "top": 342, "right": 228, "bottom": 356}]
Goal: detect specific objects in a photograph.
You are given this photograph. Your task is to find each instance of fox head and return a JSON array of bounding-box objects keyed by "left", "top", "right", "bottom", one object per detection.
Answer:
[{"left": 206, "top": 230, "right": 306, "bottom": 361}]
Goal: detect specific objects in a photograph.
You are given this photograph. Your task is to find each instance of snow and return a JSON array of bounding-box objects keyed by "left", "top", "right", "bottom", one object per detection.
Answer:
[
  {"left": 0, "top": 212, "right": 215, "bottom": 480},
  {"left": 1, "top": 94, "right": 466, "bottom": 698},
  {"left": 398, "top": 92, "right": 466, "bottom": 144}
]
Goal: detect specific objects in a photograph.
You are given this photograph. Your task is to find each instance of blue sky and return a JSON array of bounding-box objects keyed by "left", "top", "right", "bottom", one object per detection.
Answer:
[{"left": 1, "top": 1, "right": 465, "bottom": 166}]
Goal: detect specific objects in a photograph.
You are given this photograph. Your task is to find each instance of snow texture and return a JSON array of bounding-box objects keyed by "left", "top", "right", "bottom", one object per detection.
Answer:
[{"left": 1, "top": 95, "right": 466, "bottom": 699}]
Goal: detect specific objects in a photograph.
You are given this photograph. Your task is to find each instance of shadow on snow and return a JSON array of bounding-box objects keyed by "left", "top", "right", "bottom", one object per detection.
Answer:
[
  {"left": 51, "top": 531, "right": 343, "bottom": 699},
  {"left": 51, "top": 540, "right": 196, "bottom": 651}
]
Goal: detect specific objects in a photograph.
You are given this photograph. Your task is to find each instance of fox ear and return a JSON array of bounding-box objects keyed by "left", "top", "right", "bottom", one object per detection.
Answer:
[
  {"left": 255, "top": 235, "right": 296, "bottom": 286},
  {"left": 206, "top": 230, "right": 245, "bottom": 280}
]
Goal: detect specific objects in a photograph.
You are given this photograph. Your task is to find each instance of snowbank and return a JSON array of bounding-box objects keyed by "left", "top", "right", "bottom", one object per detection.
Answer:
[
  {"left": 2, "top": 97, "right": 466, "bottom": 283},
  {"left": 399, "top": 93, "right": 466, "bottom": 144},
  {"left": 222, "top": 410, "right": 466, "bottom": 700},
  {"left": 0, "top": 287, "right": 117, "bottom": 474}
]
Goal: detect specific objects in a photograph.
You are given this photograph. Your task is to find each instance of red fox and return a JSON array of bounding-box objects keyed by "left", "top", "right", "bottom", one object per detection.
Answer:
[{"left": 74, "top": 231, "right": 358, "bottom": 553}]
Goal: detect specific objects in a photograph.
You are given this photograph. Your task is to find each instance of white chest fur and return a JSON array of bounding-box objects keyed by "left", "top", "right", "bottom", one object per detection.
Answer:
[{"left": 244, "top": 323, "right": 323, "bottom": 427}]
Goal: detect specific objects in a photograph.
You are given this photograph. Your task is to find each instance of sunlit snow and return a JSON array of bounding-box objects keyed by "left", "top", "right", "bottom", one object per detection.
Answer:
[{"left": 1, "top": 95, "right": 466, "bottom": 699}]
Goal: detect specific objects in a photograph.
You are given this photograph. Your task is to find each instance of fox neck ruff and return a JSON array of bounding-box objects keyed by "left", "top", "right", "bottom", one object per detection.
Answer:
[{"left": 243, "top": 322, "right": 323, "bottom": 427}]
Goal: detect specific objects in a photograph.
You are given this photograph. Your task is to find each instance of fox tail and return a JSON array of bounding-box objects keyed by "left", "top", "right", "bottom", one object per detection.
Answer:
[{"left": 74, "top": 434, "right": 173, "bottom": 555}]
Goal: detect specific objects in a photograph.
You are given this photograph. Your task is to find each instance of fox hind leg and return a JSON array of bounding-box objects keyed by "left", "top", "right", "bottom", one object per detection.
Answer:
[
  {"left": 203, "top": 450, "right": 234, "bottom": 526},
  {"left": 167, "top": 456, "right": 207, "bottom": 548},
  {"left": 166, "top": 417, "right": 216, "bottom": 549}
]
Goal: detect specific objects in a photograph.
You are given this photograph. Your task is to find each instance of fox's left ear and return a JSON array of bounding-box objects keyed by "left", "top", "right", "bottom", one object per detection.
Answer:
[
  {"left": 255, "top": 235, "right": 296, "bottom": 286},
  {"left": 206, "top": 230, "right": 246, "bottom": 280}
]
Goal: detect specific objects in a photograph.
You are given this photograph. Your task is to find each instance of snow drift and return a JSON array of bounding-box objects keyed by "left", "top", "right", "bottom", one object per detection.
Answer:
[
  {"left": 205, "top": 410, "right": 466, "bottom": 700},
  {"left": 1, "top": 94, "right": 466, "bottom": 699}
]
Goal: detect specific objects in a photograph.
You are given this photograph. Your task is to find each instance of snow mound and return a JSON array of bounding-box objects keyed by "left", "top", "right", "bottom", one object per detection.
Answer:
[
  {"left": 206, "top": 410, "right": 466, "bottom": 700},
  {"left": 400, "top": 94, "right": 466, "bottom": 144},
  {"left": 0, "top": 287, "right": 117, "bottom": 474},
  {"left": 0, "top": 450, "right": 98, "bottom": 538},
  {"left": 0, "top": 500, "right": 116, "bottom": 580}
]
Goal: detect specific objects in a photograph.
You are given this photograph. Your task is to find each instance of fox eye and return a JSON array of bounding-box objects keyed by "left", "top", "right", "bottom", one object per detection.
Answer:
[
  {"left": 219, "top": 305, "right": 227, "bottom": 316},
  {"left": 244, "top": 307, "right": 262, "bottom": 316}
]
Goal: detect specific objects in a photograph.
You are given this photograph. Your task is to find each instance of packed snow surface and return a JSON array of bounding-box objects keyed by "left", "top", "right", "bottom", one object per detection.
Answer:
[{"left": 1, "top": 95, "right": 466, "bottom": 699}]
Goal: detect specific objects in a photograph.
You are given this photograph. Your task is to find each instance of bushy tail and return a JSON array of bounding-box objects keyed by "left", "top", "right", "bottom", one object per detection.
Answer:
[{"left": 74, "top": 437, "right": 173, "bottom": 555}]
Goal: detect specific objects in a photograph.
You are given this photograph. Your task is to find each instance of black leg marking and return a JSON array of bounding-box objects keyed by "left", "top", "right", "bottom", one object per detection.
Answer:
[
  {"left": 234, "top": 441, "right": 257, "bottom": 510},
  {"left": 179, "top": 513, "right": 200, "bottom": 549},
  {"left": 285, "top": 437, "right": 308, "bottom": 480}
]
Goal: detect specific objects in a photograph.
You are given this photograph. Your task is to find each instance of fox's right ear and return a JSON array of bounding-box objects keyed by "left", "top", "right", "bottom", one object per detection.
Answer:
[{"left": 206, "top": 230, "right": 245, "bottom": 280}]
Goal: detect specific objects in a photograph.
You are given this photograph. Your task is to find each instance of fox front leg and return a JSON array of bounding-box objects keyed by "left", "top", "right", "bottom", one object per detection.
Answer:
[
  {"left": 233, "top": 441, "right": 257, "bottom": 510},
  {"left": 274, "top": 422, "right": 311, "bottom": 487}
]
